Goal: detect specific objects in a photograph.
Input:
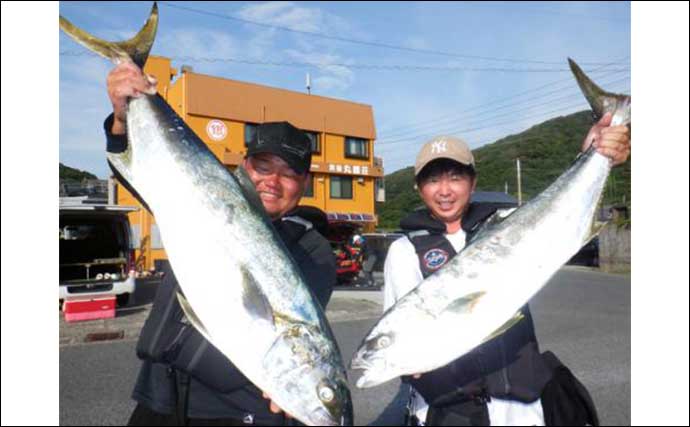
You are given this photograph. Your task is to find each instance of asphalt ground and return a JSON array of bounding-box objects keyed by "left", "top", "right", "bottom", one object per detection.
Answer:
[{"left": 59, "top": 267, "right": 630, "bottom": 425}]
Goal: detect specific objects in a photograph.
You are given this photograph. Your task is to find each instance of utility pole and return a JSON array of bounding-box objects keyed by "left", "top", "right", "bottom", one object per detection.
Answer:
[
  {"left": 516, "top": 158, "right": 523, "bottom": 206},
  {"left": 306, "top": 73, "right": 311, "bottom": 95},
  {"left": 504, "top": 181, "right": 508, "bottom": 195}
]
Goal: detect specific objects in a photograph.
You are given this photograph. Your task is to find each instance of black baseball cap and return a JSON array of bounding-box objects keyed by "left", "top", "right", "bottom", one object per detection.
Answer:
[{"left": 246, "top": 122, "right": 312, "bottom": 175}]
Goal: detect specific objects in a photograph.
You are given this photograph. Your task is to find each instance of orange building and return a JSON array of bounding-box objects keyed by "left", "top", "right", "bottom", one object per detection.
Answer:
[{"left": 116, "top": 56, "right": 384, "bottom": 271}]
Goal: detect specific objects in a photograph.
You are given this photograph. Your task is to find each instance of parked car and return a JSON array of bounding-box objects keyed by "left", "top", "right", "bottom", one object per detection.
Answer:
[
  {"left": 361, "top": 233, "right": 404, "bottom": 273},
  {"left": 59, "top": 200, "right": 137, "bottom": 307}
]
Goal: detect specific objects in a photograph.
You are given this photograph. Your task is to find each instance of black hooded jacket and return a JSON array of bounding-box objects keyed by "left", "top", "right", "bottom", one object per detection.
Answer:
[{"left": 104, "top": 115, "right": 336, "bottom": 423}]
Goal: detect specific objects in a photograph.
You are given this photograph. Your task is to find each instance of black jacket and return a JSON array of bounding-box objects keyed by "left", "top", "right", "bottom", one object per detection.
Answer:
[
  {"left": 130, "top": 215, "right": 335, "bottom": 422},
  {"left": 399, "top": 205, "right": 552, "bottom": 405}
]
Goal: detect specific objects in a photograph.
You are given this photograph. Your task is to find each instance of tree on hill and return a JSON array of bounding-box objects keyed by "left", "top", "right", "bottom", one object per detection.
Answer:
[{"left": 59, "top": 163, "right": 98, "bottom": 182}]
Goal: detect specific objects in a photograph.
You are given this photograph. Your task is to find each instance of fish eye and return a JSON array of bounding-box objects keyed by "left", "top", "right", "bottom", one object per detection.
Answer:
[
  {"left": 318, "top": 386, "right": 335, "bottom": 403},
  {"left": 377, "top": 335, "right": 391, "bottom": 349}
]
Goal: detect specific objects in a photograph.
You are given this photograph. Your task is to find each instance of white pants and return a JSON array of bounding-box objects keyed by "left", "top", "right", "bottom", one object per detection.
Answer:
[{"left": 411, "top": 387, "right": 545, "bottom": 426}]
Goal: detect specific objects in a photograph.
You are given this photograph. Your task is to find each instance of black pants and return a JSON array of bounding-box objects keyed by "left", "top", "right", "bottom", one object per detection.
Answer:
[{"left": 127, "top": 403, "right": 302, "bottom": 426}]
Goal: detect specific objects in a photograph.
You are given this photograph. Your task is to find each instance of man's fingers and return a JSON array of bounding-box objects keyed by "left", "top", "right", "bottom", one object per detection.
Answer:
[
  {"left": 262, "top": 392, "right": 284, "bottom": 415},
  {"left": 144, "top": 74, "right": 158, "bottom": 94},
  {"left": 596, "top": 146, "right": 627, "bottom": 162},
  {"left": 597, "top": 111, "right": 613, "bottom": 127},
  {"left": 108, "top": 65, "right": 155, "bottom": 97},
  {"left": 110, "top": 75, "right": 155, "bottom": 99}
]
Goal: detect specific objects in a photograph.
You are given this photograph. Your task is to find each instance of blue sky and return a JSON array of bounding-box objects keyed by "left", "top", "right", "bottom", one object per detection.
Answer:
[{"left": 59, "top": 1, "right": 631, "bottom": 178}]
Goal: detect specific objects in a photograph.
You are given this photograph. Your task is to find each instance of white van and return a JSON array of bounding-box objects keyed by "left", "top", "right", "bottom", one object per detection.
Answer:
[{"left": 59, "top": 200, "right": 138, "bottom": 307}]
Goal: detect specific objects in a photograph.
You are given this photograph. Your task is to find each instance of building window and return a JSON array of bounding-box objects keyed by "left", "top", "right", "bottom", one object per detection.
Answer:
[
  {"left": 150, "top": 224, "right": 164, "bottom": 250},
  {"left": 304, "top": 131, "right": 321, "bottom": 154},
  {"left": 304, "top": 175, "right": 314, "bottom": 198},
  {"left": 375, "top": 178, "right": 386, "bottom": 202},
  {"left": 244, "top": 123, "right": 258, "bottom": 147},
  {"left": 345, "top": 137, "right": 369, "bottom": 159},
  {"left": 330, "top": 176, "right": 353, "bottom": 199}
]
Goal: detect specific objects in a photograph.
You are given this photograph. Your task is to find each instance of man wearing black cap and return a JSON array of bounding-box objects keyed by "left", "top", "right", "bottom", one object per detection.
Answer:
[
  {"left": 104, "top": 63, "right": 336, "bottom": 426},
  {"left": 242, "top": 122, "right": 313, "bottom": 221}
]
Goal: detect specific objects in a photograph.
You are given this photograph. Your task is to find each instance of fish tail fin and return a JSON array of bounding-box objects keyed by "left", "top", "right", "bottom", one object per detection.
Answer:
[
  {"left": 568, "top": 58, "right": 630, "bottom": 126},
  {"left": 59, "top": 2, "right": 158, "bottom": 68}
]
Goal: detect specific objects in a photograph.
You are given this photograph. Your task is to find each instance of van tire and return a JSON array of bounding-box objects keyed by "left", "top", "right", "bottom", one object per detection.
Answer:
[{"left": 116, "top": 293, "right": 130, "bottom": 307}]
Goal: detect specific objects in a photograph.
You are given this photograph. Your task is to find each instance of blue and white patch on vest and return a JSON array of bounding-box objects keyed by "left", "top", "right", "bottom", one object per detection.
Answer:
[{"left": 423, "top": 248, "right": 449, "bottom": 270}]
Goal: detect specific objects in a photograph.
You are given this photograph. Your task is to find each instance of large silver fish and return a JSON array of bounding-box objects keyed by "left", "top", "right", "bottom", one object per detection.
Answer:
[
  {"left": 60, "top": 4, "right": 352, "bottom": 425},
  {"left": 350, "top": 58, "right": 630, "bottom": 388}
]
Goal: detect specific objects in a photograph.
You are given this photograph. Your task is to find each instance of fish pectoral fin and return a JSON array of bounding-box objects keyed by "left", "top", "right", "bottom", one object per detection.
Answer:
[
  {"left": 468, "top": 208, "right": 517, "bottom": 244},
  {"left": 481, "top": 311, "right": 525, "bottom": 344},
  {"left": 176, "top": 292, "right": 213, "bottom": 342},
  {"left": 444, "top": 291, "right": 487, "bottom": 315},
  {"left": 240, "top": 266, "right": 275, "bottom": 329}
]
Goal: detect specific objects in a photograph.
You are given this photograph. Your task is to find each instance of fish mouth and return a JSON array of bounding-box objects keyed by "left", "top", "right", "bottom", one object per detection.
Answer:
[
  {"left": 309, "top": 399, "right": 353, "bottom": 426},
  {"left": 354, "top": 371, "right": 389, "bottom": 389},
  {"left": 349, "top": 351, "right": 374, "bottom": 371},
  {"left": 349, "top": 359, "right": 368, "bottom": 371},
  {"left": 310, "top": 408, "right": 340, "bottom": 426},
  {"left": 350, "top": 353, "right": 390, "bottom": 389}
]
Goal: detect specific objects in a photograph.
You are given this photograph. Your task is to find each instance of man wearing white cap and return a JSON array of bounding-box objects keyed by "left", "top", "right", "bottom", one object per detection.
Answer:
[{"left": 383, "top": 117, "right": 629, "bottom": 426}]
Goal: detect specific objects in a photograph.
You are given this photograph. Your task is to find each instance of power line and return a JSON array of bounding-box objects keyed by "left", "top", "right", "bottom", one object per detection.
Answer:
[
  {"left": 377, "top": 76, "right": 630, "bottom": 147},
  {"left": 59, "top": 50, "right": 628, "bottom": 74},
  {"left": 158, "top": 1, "right": 626, "bottom": 66},
  {"left": 377, "top": 81, "right": 631, "bottom": 166},
  {"left": 458, "top": 1, "right": 631, "bottom": 24},
  {"left": 377, "top": 57, "right": 629, "bottom": 136},
  {"left": 378, "top": 68, "right": 628, "bottom": 140},
  {"left": 378, "top": 85, "right": 629, "bottom": 162}
]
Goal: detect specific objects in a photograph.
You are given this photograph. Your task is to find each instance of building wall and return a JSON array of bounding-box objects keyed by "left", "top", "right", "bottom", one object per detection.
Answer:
[{"left": 116, "top": 56, "right": 380, "bottom": 270}]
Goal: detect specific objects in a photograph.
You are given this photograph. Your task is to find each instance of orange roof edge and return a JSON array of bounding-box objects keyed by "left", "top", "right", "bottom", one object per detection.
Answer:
[{"left": 182, "top": 72, "right": 376, "bottom": 140}]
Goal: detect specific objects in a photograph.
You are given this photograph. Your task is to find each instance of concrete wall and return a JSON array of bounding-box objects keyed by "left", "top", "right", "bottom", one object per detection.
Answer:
[{"left": 599, "top": 224, "right": 631, "bottom": 273}]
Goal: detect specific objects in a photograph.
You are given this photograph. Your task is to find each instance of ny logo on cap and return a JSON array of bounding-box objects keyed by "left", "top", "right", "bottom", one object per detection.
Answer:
[{"left": 431, "top": 140, "right": 447, "bottom": 154}]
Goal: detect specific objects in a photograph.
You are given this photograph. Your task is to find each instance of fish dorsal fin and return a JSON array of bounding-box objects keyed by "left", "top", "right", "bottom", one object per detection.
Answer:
[
  {"left": 176, "top": 291, "right": 213, "bottom": 343},
  {"left": 469, "top": 208, "right": 517, "bottom": 243},
  {"left": 239, "top": 265, "right": 275, "bottom": 328},
  {"left": 444, "top": 291, "right": 487, "bottom": 315},
  {"left": 579, "top": 186, "right": 608, "bottom": 247},
  {"left": 234, "top": 166, "right": 274, "bottom": 226},
  {"left": 481, "top": 311, "right": 525, "bottom": 344}
]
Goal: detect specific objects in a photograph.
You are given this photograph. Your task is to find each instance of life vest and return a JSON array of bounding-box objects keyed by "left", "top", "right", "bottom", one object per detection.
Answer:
[{"left": 399, "top": 205, "right": 553, "bottom": 405}]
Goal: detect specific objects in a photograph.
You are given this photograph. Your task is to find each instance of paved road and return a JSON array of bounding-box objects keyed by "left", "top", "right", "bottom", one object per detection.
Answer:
[{"left": 60, "top": 267, "right": 630, "bottom": 425}]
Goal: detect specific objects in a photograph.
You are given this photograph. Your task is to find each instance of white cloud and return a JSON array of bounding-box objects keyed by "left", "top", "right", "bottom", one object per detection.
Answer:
[
  {"left": 234, "top": 1, "right": 363, "bottom": 92},
  {"left": 283, "top": 49, "right": 355, "bottom": 92},
  {"left": 237, "top": 2, "right": 324, "bottom": 33},
  {"left": 59, "top": 54, "right": 110, "bottom": 87},
  {"left": 157, "top": 28, "right": 240, "bottom": 61}
]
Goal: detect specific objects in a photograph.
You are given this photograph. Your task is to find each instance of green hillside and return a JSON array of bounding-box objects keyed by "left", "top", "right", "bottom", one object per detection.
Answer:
[
  {"left": 376, "top": 110, "right": 631, "bottom": 230},
  {"left": 59, "top": 163, "right": 98, "bottom": 181}
]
